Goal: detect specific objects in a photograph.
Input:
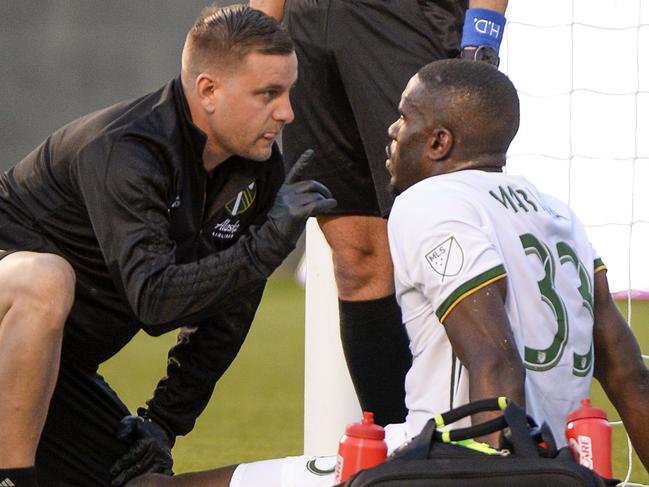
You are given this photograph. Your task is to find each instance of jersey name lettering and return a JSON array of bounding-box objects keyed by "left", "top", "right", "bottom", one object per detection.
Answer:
[{"left": 489, "top": 185, "right": 538, "bottom": 213}]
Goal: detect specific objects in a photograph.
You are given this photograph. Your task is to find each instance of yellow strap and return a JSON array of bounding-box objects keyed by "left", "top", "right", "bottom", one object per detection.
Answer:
[
  {"left": 498, "top": 396, "right": 508, "bottom": 410},
  {"left": 434, "top": 415, "right": 445, "bottom": 427},
  {"left": 441, "top": 431, "right": 451, "bottom": 443},
  {"left": 453, "top": 439, "right": 500, "bottom": 455}
]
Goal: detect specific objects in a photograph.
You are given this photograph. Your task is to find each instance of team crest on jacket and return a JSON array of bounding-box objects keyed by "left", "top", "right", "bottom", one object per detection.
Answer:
[
  {"left": 226, "top": 181, "right": 257, "bottom": 216},
  {"left": 425, "top": 236, "right": 464, "bottom": 280}
]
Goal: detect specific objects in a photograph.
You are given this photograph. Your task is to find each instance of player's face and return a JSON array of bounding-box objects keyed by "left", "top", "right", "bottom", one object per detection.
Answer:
[
  {"left": 208, "top": 51, "right": 298, "bottom": 161},
  {"left": 386, "top": 75, "right": 432, "bottom": 195}
]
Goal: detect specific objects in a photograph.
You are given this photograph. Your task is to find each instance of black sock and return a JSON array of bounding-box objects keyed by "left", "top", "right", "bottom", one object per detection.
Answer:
[
  {"left": 0, "top": 467, "right": 39, "bottom": 487},
  {"left": 339, "top": 294, "right": 412, "bottom": 426}
]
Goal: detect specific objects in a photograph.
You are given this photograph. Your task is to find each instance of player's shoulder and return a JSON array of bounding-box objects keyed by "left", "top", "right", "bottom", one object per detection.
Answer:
[
  {"left": 389, "top": 172, "right": 485, "bottom": 232},
  {"left": 523, "top": 183, "right": 575, "bottom": 223}
]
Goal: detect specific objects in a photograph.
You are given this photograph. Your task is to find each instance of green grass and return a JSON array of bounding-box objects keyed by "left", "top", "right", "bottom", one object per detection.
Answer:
[{"left": 101, "top": 278, "right": 649, "bottom": 482}]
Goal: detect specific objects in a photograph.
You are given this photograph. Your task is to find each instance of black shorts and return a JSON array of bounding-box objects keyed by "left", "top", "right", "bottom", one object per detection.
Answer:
[
  {"left": 36, "top": 356, "right": 131, "bottom": 487},
  {"left": 282, "top": 0, "right": 464, "bottom": 216},
  {"left": 0, "top": 210, "right": 60, "bottom": 258}
]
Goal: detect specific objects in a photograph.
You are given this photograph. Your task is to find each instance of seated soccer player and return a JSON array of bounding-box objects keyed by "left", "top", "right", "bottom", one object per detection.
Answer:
[{"left": 127, "top": 59, "right": 649, "bottom": 487}]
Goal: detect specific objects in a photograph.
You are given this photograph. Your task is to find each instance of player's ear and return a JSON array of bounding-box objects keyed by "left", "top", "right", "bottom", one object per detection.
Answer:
[
  {"left": 195, "top": 72, "right": 222, "bottom": 113},
  {"left": 427, "top": 126, "right": 453, "bottom": 161}
]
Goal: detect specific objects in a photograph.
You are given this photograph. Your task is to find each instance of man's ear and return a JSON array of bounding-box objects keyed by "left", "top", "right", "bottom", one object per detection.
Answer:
[
  {"left": 428, "top": 127, "right": 453, "bottom": 161},
  {"left": 195, "top": 73, "right": 221, "bottom": 113}
]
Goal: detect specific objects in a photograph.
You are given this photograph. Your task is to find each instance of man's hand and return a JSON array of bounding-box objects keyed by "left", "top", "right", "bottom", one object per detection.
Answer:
[
  {"left": 110, "top": 413, "right": 174, "bottom": 487},
  {"left": 266, "top": 149, "right": 337, "bottom": 245},
  {"left": 460, "top": 46, "right": 500, "bottom": 66}
]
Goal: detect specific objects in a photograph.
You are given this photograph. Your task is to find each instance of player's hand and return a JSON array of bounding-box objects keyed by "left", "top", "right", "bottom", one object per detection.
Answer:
[
  {"left": 110, "top": 414, "right": 174, "bottom": 486},
  {"left": 460, "top": 46, "right": 500, "bottom": 66},
  {"left": 266, "top": 149, "right": 337, "bottom": 245}
]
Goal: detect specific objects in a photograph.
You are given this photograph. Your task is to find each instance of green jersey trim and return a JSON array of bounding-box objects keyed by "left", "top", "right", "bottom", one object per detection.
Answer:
[
  {"left": 594, "top": 257, "right": 606, "bottom": 274},
  {"left": 436, "top": 265, "right": 507, "bottom": 323}
]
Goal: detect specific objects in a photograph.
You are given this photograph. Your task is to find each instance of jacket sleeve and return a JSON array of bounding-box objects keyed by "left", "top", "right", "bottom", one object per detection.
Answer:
[
  {"left": 144, "top": 281, "right": 265, "bottom": 437},
  {"left": 73, "top": 139, "right": 290, "bottom": 327}
]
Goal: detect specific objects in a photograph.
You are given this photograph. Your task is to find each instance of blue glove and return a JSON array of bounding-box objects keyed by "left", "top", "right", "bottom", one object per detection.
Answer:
[{"left": 110, "top": 411, "right": 174, "bottom": 486}]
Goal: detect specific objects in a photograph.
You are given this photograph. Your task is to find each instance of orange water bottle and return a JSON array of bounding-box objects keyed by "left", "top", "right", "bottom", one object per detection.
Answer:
[
  {"left": 565, "top": 398, "right": 613, "bottom": 479},
  {"left": 335, "top": 412, "right": 387, "bottom": 483}
]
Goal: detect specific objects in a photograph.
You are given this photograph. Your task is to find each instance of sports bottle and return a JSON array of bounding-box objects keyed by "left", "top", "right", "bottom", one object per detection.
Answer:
[
  {"left": 335, "top": 411, "right": 387, "bottom": 483},
  {"left": 565, "top": 398, "right": 613, "bottom": 479}
]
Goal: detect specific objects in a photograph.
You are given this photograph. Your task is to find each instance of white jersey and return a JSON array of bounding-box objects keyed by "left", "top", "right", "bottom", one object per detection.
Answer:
[{"left": 388, "top": 170, "right": 603, "bottom": 445}]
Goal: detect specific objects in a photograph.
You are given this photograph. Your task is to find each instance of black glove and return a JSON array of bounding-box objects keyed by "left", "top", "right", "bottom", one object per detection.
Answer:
[
  {"left": 110, "top": 411, "right": 174, "bottom": 487},
  {"left": 460, "top": 46, "right": 500, "bottom": 67},
  {"left": 245, "top": 149, "right": 337, "bottom": 276},
  {"left": 266, "top": 149, "right": 337, "bottom": 244}
]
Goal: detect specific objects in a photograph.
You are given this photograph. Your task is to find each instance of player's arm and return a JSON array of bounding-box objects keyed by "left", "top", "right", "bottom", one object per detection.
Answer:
[
  {"left": 249, "top": 0, "right": 286, "bottom": 20},
  {"left": 144, "top": 282, "right": 265, "bottom": 437},
  {"left": 461, "top": 0, "right": 508, "bottom": 65},
  {"left": 592, "top": 269, "right": 649, "bottom": 471},
  {"left": 111, "top": 283, "right": 265, "bottom": 486},
  {"left": 442, "top": 275, "right": 526, "bottom": 445},
  {"left": 470, "top": 0, "right": 508, "bottom": 12}
]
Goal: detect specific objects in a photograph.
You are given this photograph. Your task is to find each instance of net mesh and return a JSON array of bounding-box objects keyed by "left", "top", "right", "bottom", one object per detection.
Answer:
[{"left": 501, "top": 1, "right": 648, "bottom": 483}]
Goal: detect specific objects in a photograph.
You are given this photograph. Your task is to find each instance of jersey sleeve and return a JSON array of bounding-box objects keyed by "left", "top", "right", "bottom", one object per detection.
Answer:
[{"left": 391, "top": 191, "right": 506, "bottom": 324}]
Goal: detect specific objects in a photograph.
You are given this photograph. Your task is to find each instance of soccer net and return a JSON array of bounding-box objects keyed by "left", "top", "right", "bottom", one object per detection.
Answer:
[{"left": 501, "top": 0, "right": 648, "bottom": 484}]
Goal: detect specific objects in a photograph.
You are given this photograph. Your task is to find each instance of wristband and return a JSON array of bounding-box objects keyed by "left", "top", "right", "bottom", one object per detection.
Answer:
[{"left": 461, "top": 8, "right": 506, "bottom": 52}]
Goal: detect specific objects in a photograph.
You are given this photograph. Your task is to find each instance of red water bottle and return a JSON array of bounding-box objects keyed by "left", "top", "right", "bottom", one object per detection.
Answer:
[
  {"left": 335, "top": 411, "right": 387, "bottom": 483},
  {"left": 565, "top": 398, "right": 613, "bottom": 479}
]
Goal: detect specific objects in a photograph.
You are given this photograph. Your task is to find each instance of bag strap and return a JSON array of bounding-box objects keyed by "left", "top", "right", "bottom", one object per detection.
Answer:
[
  {"left": 432, "top": 397, "right": 509, "bottom": 428},
  {"left": 430, "top": 397, "right": 542, "bottom": 458},
  {"left": 433, "top": 416, "right": 508, "bottom": 444},
  {"left": 501, "top": 400, "right": 540, "bottom": 457}
]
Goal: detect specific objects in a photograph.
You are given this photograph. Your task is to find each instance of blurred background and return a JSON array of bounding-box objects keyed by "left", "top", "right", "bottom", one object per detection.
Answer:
[{"left": 1, "top": 1, "right": 231, "bottom": 168}]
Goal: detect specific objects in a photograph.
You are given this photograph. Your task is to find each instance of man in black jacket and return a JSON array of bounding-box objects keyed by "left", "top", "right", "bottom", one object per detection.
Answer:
[{"left": 0, "top": 4, "right": 335, "bottom": 487}]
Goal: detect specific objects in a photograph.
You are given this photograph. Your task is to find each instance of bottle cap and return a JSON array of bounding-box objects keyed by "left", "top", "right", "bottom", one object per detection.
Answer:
[
  {"left": 566, "top": 398, "right": 608, "bottom": 422},
  {"left": 345, "top": 411, "right": 385, "bottom": 440}
]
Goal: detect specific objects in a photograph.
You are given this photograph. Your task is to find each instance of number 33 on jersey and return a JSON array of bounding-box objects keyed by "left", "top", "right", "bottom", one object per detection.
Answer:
[{"left": 388, "top": 169, "right": 604, "bottom": 443}]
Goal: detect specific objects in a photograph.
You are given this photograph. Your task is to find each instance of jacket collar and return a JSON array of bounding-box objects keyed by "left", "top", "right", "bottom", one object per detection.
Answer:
[{"left": 172, "top": 76, "right": 207, "bottom": 165}]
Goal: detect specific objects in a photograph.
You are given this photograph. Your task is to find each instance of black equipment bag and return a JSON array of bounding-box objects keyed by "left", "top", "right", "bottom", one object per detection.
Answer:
[{"left": 339, "top": 397, "right": 618, "bottom": 487}]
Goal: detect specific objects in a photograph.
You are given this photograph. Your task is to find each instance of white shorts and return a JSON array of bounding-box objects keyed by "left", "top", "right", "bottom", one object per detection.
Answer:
[{"left": 229, "top": 423, "right": 410, "bottom": 487}]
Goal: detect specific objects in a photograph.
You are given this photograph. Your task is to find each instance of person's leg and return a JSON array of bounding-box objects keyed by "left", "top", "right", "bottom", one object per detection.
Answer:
[
  {"left": 317, "top": 215, "right": 410, "bottom": 425},
  {"left": 127, "top": 455, "right": 335, "bottom": 487},
  {"left": 282, "top": 1, "right": 412, "bottom": 425},
  {"left": 0, "top": 251, "right": 75, "bottom": 481},
  {"left": 126, "top": 467, "right": 236, "bottom": 487},
  {"left": 35, "top": 359, "right": 133, "bottom": 486},
  {"left": 317, "top": 216, "right": 393, "bottom": 301}
]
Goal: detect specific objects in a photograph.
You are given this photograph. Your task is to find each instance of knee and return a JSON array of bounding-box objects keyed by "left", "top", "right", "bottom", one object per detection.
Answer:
[
  {"left": 331, "top": 244, "right": 393, "bottom": 295},
  {"left": 7, "top": 252, "right": 76, "bottom": 319}
]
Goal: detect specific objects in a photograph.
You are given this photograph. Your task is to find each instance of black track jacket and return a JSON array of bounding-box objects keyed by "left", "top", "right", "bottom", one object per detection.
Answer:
[{"left": 0, "top": 78, "right": 289, "bottom": 436}]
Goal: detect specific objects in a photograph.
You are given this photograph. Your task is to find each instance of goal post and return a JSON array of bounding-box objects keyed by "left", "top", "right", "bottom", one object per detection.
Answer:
[{"left": 303, "top": 219, "right": 360, "bottom": 455}]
